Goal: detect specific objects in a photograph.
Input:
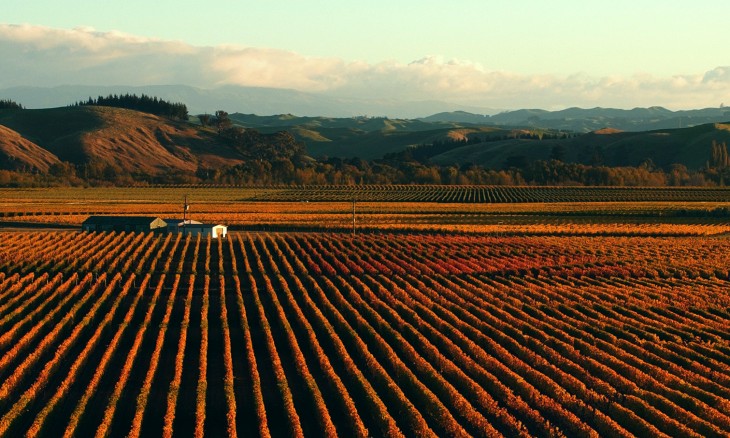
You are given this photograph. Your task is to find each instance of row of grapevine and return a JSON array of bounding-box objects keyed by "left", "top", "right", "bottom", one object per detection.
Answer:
[
  {"left": 253, "top": 185, "right": 730, "bottom": 203},
  {"left": 1, "top": 230, "right": 730, "bottom": 436}
]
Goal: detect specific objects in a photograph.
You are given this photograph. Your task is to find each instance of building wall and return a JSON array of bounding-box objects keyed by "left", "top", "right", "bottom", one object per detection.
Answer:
[
  {"left": 182, "top": 227, "right": 207, "bottom": 237},
  {"left": 180, "top": 225, "right": 228, "bottom": 239},
  {"left": 82, "top": 217, "right": 167, "bottom": 233}
]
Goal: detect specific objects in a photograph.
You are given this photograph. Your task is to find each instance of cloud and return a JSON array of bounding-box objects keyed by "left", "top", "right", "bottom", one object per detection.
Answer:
[
  {"left": 0, "top": 24, "right": 728, "bottom": 110},
  {"left": 702, "top": 67, "right": 730, "bottom": 84}
]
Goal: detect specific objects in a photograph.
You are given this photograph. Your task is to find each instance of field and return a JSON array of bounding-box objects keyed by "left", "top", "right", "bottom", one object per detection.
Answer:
[
  {"left": 1, "top": 186, "right": 730, "bottom": 437},
  {"left": 1, "top": 186, "right": 730, "bottom": 235}
]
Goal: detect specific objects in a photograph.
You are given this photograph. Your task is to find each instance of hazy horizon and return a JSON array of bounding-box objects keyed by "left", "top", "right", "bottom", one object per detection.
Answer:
[{"left": 4, "top": 83, "right": 730, "bottom": 120}]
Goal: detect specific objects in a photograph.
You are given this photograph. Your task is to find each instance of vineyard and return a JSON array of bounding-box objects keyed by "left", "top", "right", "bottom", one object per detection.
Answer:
[
  {"left": 244, "top": 185, "right": 730, "bottom": 203},
  {"left": 1, "top": 186, "right": 730, "bottom": 235},
  {"left": 1, "top": 229, "right": 730, "bottom": 436},
  {"left": 3, "top": 185, "right": 730, "bottom": 204}
]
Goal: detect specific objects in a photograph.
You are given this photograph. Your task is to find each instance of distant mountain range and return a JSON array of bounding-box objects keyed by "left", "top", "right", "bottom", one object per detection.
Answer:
[
  {"left": 4, "top": 85, "right": 730, "bottom": 132},
  {"left": 229, "top": 113, "right": 730, "bottom": 168},
  {"left": 422, "top": 107, "right": 730, "bottom": 132},
  {"left": 0, "top": 85, "right": 499, "bottom": 119}
]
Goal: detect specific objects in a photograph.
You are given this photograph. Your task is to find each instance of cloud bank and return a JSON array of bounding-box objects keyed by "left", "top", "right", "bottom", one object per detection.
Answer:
[{"left": 1, "top": 24, "right": 729, "bottom": 111}]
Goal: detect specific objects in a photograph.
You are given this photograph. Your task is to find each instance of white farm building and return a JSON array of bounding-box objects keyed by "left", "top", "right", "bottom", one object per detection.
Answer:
[
  {"left": 179, "top": 223, "right": 228, "bottom": 239},
  {"left": 82, "top": 216, "right": 228, "bottom": 239}
]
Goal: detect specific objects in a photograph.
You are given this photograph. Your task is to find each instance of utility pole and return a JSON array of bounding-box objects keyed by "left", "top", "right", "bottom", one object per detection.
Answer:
[{"left": 183, "top": 195, "right": 189, "bottom": 225}]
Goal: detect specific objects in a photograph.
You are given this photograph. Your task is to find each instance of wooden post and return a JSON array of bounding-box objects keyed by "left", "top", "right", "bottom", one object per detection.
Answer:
[
  {"left": 183, "top": 195, "right": 189, "bottom": 224},
  {"left": 352, "top": 199, "right": 356, "bottom": 236}
]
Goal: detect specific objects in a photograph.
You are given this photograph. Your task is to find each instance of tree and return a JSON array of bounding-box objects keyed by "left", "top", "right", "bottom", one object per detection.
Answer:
[
  {"left": 271, "top": 158, "right": 295, "bottom": 181},
  {"left": 504, "top": 155, "right": 529, "bottom": 170},
  {"left": 198, "top": 114, "right": 211, "bottom": 127},
  {"left": 550, "top": 144, "right": 567, "bottom": 162},
  {"left": 441, "top": 166, "right": 459, "bottom": 184},
  {"left": 590, "top": 145, "right": 605, "bottom": 166},
  {"left": 668, "top": 164, "right": 689, "bottom": 186},
  {"left": 639, "top": 158, "right": 656, "bottom": 171},
  {"left": 214, "top": 110, "right": 232, "bottom": 133},
  {"left": 48, "top": 162, "right": 77, "bottom": 179},
  {"left": 0, "top": 99, "right": 23, "bottom": 110},
  {"left": 711, "top": 140, "right": 729, "bottom": 170}
]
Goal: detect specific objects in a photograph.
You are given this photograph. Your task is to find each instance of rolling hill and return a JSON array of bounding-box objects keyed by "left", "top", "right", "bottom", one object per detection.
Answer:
[
  {"left": 429, "top": 123, "right": 730, "bottom": 169},
  {"left": 0, "top": 124, "right": 60, "bottom": 172},
  {"left": 0, "top": 106, "right": 245, "bottom": 174},
  {"left": 422, "top": 107, "right": 730, "bottom": 132},
  {"left": 228, "top": 112, "right": 730, "bottom": 169},
  {"left": 1, "top": 105, "right": 729, "bottom": 185},
  {"left": 229, "top": 113, "right": 509, "bottom": 159}
]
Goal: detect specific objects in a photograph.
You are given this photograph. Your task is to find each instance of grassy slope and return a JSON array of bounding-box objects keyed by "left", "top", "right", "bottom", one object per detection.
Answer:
[
  {"left": 432, "top": 124, "right": 730, "bottom": 169},
  {"left": 230, "top": 112, "right": 510, "bottom": 159},
  {"left": 0, "top": 106, "right": 244, "bottom": 173},
  {"left": 233, "top": 112, "right": 730, "bottom": 168},
  {"left": 0, "top": 124, "right": 60, "bottom": 172}
]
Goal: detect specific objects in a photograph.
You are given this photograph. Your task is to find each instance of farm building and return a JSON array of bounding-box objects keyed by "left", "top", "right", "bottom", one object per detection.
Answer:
[
  {"left": 162, "top": 218, "right": 202, "bottom": 233},
  {"left": 81, "top": 216, "right": 167, "bottom": 233},
  {"left": 178, "top": 223, "right": 228, "bottom": 239},
  {"left": 82, "top": 215, "right": 228, "bottom": 238}
]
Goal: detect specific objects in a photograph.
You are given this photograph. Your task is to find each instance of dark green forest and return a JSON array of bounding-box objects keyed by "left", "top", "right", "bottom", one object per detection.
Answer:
[
  {"left": 74, "top": 94, "right": 188, "bottom": 120},
  {"left": 0, "top": 99, "right": 23, "bottom": 110}
]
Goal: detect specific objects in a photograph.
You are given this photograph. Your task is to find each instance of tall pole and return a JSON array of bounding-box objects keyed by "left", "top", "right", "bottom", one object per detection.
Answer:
[{"left": 183, "top": 195, "right": 189, "bottom": 224}]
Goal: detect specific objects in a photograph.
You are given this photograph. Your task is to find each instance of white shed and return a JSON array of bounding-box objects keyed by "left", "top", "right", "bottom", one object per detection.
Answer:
[{"left": 180, "top": 223, "right": 228, "bottom": 239}]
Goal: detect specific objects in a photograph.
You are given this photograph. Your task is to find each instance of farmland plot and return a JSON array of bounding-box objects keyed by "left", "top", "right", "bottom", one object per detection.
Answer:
[{"left": 0, "top": 231, "right": 730, "bottom": 436}]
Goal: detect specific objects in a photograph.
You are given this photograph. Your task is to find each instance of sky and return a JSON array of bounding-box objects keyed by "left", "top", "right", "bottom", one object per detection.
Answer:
[{"left": 2, "top": 0, "right": 730, "bottom": 113}]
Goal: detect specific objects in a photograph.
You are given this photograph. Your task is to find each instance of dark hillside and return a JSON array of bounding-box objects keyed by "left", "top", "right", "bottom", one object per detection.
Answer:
[
  {"left": 0, "top": 106, "right": 105, "bottom": 162},
  {"left": 229, "top": 113, "right": 511, "bottom": 159},
  {"left": 431, "top": 123, "right": 730, "bottom": 170},
  {"left": 0, "top": 106, "right": 244, "bottom": 174},
  {"left": 1, "top": 104, "right": 729, "bottom": 186},
  {"left": 0, "top": 124, "right": 60, "bottom": 172}
]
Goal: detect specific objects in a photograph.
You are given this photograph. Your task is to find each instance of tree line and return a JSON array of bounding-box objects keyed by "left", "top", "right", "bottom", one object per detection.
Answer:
[
  {"left": 0, "top": 99, "right": 23, "bottom": 110},
  {"left": 73, "top": 94, "right": 189, "bottom": 120},
  {"left": 1, "top": 135, "right": 729, "bottom": 187}
]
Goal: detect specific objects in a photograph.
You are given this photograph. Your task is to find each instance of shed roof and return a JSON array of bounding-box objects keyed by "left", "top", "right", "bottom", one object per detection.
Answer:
[
  {"left": 162, "top": 219, "right": 202, "bottom": 226},
  {"left": 181, "top": 223, "right": 227, "bottom": 229}
]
